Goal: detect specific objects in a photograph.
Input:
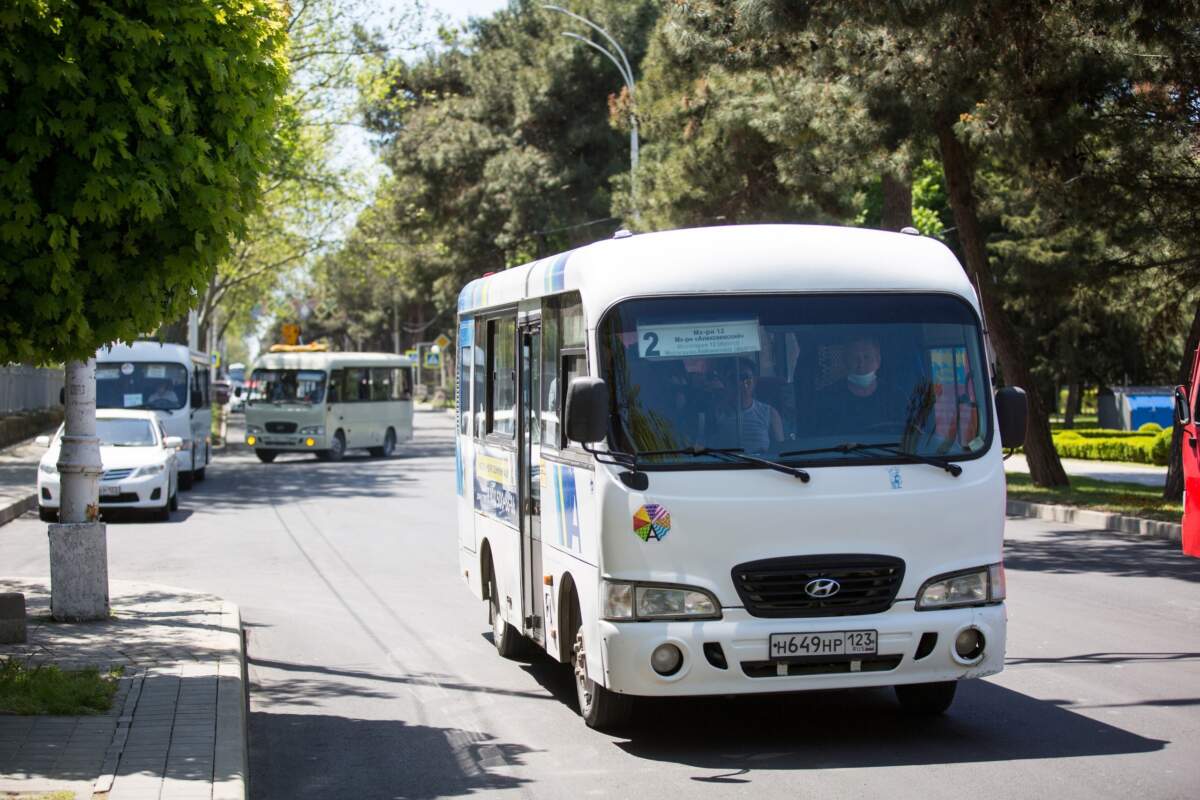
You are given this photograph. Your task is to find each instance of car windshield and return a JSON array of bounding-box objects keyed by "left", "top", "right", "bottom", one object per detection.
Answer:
[
  {"left": 95, "top": 418, "right": 157, "bottom": 447},
  {"left": 96, "top": 362, "right": 188, "bottom": 411},
  {"left": 248, "top": 369, "right": 327, "bottom": 404},
  {"left": 599, "top": 293, "right": 991, "bottom": 467}
]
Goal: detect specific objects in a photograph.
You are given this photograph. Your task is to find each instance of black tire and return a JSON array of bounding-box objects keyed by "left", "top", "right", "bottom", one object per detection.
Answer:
[
  {"left": 370, "top": 428, "right": 396, "bottom": 458},
  {"left": 169, "top": 486, "right": 179, "bottom": 511},
  {"left": 38, "top": 506, "right": 57, "bottom": 523},
  {"left": 179, "top": 470, "right": 194, "bottom": 490},
  {"left": 488, "top": 569, "right": 524, "bottom": 659},
  {"left": 194, "top": 467, "right": 206, "bottom": 482},
  {"left": 570, "top": 593, "right": 634, "bottom": 730},
  {"left": 153, "top": 499, "right": 170, "bottom": 522},
  {"left": 321, "top": 431, "right": 346, "bottom": 463},
  {"left": 255, "top": 450, "right": 277, "bottom": 464},
  {"left": 895, "top": 681, "right": 957, "bottom": 715}
]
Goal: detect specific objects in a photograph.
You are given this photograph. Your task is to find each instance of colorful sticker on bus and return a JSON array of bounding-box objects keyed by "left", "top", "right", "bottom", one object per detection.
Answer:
[
  {"left": 633, "top": 504, "right": 671, "bottom": 542},
  {"left": 542, "top": 461, "right": 581, "bottom": 553},
  {"left": 474, "top": 446, "right": 518, "bottom": 527}
]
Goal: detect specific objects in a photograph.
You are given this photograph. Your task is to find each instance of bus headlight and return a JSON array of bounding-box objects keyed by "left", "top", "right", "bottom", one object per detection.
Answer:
[
  {"left": 39, "top": 462, "right": 57, "bottom": 475},
  {"left": 602, "top": 580, "right": 721, "bottom": 621},
  {"left": 298, "top": 426, "right": 324, "bottom": 435},
  {"left": 916, "top": 563, "right": 1005, "bottom": 610}
]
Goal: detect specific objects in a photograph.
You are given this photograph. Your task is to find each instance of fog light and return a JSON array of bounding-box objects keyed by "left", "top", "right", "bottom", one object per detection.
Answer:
[
  {"left": 954, "top": 627, "right": 986, "bottom": 662},
  {"left": 650, "top": 643, "right": 683, "bottom": 676},
  {"left": 246, "top": 435, "right": 256, "bottom": 446},
  {"left": 305, "top": 437, "right": 315, "bottom": 447}
]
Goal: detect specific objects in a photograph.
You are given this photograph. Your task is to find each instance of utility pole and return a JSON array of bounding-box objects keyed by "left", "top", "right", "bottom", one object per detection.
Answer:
[{"left": 544, "top": 5, "right": 639, "bottom": 223}]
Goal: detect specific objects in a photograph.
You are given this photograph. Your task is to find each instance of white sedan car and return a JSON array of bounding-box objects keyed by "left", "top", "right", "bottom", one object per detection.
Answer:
[{"left": 37, "top": 410, "right": 182, "bottom": 522}]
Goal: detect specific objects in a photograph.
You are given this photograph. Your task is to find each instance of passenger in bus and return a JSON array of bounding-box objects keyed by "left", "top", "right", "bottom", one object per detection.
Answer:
[
  {"left": 813, "top": 335, "right": 911, "bottom": 435},
  {"left": 711, "top": 361, "right": 783, "bottom": 452}
]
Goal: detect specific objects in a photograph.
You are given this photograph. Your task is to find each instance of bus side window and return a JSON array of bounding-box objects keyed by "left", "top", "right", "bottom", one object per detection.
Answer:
[
  {"left": 369, "top": 368, "right": 392, "bottom": 402},
  {"left": 458, "top": 348, "right": 470, "bottom": 435},
  {"left": 541, "top": 292, "right": 586, "bottom": 450},
  {"left": 487, "top": 316, "right": 516, "bottom": 438},
  {"left": 395, "top": 367, "right": 413, "bottom": 401},
  {"left": 328, "top": 370, "right": 342, "bottom": 403},
  {"left": 344, "top": 368, "right": 369, "bottom": 402},
  {"left": 473, "top": 320, "right": 486, "bottom": 439}
]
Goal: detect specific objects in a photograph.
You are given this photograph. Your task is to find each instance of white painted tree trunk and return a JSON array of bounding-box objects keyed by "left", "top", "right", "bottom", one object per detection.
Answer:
[{"left": 49, "top": 358, "right": 108, "bottom": 621}]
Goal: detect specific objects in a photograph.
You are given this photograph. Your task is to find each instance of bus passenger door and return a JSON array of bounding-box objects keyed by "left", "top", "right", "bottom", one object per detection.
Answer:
[{"left": 519, "top": 322, "right": 544, "bottom": 645}]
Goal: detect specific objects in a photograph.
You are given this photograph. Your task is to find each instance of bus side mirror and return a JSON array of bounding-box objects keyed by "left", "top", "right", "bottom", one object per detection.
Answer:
[
  {"left": 565, "top": 377, "right": 609, "bottom": 444},
  {"left": 995, "top": 386, "right": 1027, "bottom": 449},
  {"left": 164, "top": 436, "right": 183, "bottom": 450},
  {"left": 191, "top": 389, "right": 203, "bottom": 408},
  {"left": 234, "top": 386, "right": 242, "bottom": 398},
  {"left": 59, "top": 387, "right": 65, "bottom": 405},
  {"left": 1176, "top": 385, "right": 1192, "bottom": 426}
]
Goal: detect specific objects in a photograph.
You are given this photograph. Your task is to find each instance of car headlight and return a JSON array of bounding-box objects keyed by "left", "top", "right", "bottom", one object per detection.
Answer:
[
  {"left": 298, "top": 426, "right": 324, "bottom": 435},
  {"left": 39, "top": 462, "right": 57, "bottom": 475},
  {"left": 601, "top": 580, "right": 721, "bottom": 621},
  {"left": 246, "top": 425, "right": 263, "bottom": 433},
  {"left": 134, "top": 464, "right": 165, "bottom": 477},
  {"left": 916, "top": 563, "right": 1006, "bottom": 610}
]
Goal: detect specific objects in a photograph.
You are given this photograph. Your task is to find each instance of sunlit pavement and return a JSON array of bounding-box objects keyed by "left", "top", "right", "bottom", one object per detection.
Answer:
[{"left": 2, "top": 411, "right": 1198, "bottom": 799}]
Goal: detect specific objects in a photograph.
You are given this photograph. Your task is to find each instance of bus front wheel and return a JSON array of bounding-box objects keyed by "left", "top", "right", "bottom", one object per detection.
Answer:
[
  {"left": 256, "top": 450, "right": 277, "bottom": 464},
  {"left": 570, "top": 598, "right": 634, "bottom": 730},
  {"left": 489, "top": 572, "right": 524, "bottom": 659},
  {"left": 318, "top": 432, "right": 346, "bottom": 462}
]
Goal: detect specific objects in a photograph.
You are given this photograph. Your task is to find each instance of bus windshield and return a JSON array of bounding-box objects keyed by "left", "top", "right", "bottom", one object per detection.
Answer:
[
  {"left": 599, "top": 293, "right": 991, "bottom": 467},
  {"left": 96, "top": 362, "right": 188, "bottom": 411},
  {"left": 248, "top": 369, "right": 327, "bottom": 405}
]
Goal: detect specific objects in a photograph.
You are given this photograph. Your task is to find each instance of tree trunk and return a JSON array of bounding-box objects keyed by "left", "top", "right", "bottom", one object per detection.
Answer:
[
  {"left": 1164, "top": 300, "right": 1200, "bottom": 501},
  {"left": 880, "top": 171, "right": 914, "bottom": 232},
  {"left": 50, "top": 359, "right": 109, "bottom": 621},
  {"left": 1063, "top": 382, "right": 1079, "bottom": 429},
  {"left": 936, "top": 115, "right": 1069, "bottom": 487}
]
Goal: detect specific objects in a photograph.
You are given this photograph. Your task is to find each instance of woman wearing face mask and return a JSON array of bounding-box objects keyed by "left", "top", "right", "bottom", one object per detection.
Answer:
[{"left": 814, "top": 335, "right": 909, "bottom": 436}]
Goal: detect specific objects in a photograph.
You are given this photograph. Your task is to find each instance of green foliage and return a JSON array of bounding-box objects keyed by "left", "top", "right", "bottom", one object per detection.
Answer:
[
  {"left": 0, "top": 0, "right": 289, "bottom": 363},
  {"left": 1051, "top": 429, "right": 1170, "bottom": 466},
  {"left": 1006, "top": 473, "right": 1181, "bottom": 523},
  {"left": 1138, "top": 422, "right": 1164, "bottom": 434},
  {"left": 0, "top": 658, "right": 119, "bottom": 715}
]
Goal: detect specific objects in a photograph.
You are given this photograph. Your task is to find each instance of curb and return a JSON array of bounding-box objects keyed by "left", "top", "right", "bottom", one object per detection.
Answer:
[
  {"left": 215, "top": 600, "right": 249, "bottom": 800},
  {"left": 0, "top": 492, "right": 35, "bottom": 527},
  {"left": 1007, "top": 499, "right": 1181, "bottom": 543}
]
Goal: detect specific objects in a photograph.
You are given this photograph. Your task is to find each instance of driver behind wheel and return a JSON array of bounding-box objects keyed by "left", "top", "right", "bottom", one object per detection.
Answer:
[
  {"left": 813, "top": 335, "right": 910, "bottom": 435},
  {"left": 147, "top": 379, "right": 180, "bottom": 407}
]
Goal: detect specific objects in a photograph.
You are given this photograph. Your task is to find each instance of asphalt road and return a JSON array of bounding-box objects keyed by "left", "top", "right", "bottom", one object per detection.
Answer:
[{"left": 2, "top": 411, "right": 1198, "bottom": 799}]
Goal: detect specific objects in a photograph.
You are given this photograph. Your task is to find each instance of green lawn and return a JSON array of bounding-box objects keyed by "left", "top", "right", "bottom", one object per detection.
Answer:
[
  {"left": 1006, "top": 473, "right": 1182, "bottom": 523},
  {"left": 0, "top": 659, "right": 120, "bottom": 716}
]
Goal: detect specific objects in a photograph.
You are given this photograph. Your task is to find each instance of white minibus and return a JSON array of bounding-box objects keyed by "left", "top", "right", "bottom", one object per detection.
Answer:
[
  {"left": 95, "top": 341, "right": 213, "bottom": 489},
  {"left": 455, "top": 224, "right": 1027, "bottom": 729},
  {"left": 244, "top": 351, "right": 415, "bottom": 462}
]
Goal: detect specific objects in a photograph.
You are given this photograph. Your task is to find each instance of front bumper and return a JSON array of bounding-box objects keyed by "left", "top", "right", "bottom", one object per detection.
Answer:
[
  {"left": 39, "top": 472, "right": 170, "bottom": 510},
  {"left": 598, "top": 601, "right": 1005, "bottom": 696},
  {"left": 246, "top": 433, "right": 325, "bottom": 452}
]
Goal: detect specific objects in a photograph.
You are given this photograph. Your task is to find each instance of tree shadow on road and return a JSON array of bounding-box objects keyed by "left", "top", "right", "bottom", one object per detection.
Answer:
[
  {"left": 249, "top": 712, "right": 534, "bottom": 800},
  {"left": 1004, "top": 527, "right": 1200, "bottom": 582}
]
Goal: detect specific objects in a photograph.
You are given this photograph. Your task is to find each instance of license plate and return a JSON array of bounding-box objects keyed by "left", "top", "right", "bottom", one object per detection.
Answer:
[
  {"left": 99, "top": 485, "right": 121, "bottom": 497},
  {"left": 769, "top": 630, "right": 878, "bottom": 661}
]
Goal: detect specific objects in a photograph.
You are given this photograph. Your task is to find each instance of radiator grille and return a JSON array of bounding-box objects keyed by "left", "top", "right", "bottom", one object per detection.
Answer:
[{"left": 732, "top": 554, "right": 905, "bottom": 618}]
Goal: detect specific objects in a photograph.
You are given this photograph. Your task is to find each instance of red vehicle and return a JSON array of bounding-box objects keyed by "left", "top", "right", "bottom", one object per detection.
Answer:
[{"left": 1175, "top": 348, "right": 1200, "bottom": 557}]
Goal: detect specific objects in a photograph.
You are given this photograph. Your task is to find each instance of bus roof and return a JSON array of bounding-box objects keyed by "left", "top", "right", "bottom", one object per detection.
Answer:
[
  {"left": 251, "top": 351, "right": 415, "bottom": 371},
  {"left": 457, "top": 224, "right": 980, "bottom": 322},
  {"left": 96, "top": 341, "right": 208, "bottom": 364}
]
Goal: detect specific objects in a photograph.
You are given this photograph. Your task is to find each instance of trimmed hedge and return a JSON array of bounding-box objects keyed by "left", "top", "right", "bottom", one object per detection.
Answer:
[{"left": 1052, "top": 428, "right": 1173, "bottom": 466}]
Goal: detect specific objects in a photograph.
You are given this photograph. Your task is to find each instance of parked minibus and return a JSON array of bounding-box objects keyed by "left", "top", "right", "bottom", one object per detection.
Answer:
[
  {"left": 455, "top": 224, "right": 1028, "bottom": 728},
  {"left": 95, "top": 341, "right": 213, "bottom": 489},
  {"left": 244, "top": 350, "right": 415, "bottom": 462}
]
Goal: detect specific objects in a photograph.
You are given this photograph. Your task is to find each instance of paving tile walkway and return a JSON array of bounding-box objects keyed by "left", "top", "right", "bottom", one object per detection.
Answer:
[{"left": 0, "top": 579, "right": 246, "bottom": 800}]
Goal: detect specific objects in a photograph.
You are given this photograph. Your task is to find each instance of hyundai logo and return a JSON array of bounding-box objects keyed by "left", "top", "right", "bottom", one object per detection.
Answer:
[{"left": 804, "top": 578, "right": 841, "bottom": 599}]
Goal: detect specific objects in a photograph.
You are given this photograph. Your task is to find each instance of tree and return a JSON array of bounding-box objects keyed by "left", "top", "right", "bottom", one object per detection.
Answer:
[
  {"left": 0, "top": 0, "right": 289, "bottom": 363},
  {"left": 0, "top": 0, "right": 288, "bottom": 619}
]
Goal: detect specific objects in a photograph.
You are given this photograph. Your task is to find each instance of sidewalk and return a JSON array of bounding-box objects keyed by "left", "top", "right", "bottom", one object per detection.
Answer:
[
  {"left": 0, "top": 436, "right": 47, "bottom": 527},
  {"left": 0, "top": 579, "right": 248, "bottom": 800},
  {"left": 1004, "top": 452, "right": 1166, "bottom": 487}
]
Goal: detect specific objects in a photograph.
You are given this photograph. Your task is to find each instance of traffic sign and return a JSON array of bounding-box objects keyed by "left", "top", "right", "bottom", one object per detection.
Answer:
[
  {"left": 281, "top": 323, "right": 300, "bottom": 345},
  {"left": 434, "top": 333, "right": 451, "bottom": 351},
  {"left": 404, "top": 349, "right": 418, "bottom": 361},
  {"left": 424, "top": 351, "right": 441, "bottom": 368}
]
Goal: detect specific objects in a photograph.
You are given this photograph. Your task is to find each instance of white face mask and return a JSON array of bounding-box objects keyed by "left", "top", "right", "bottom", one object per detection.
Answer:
[{"left": 847, "top": 370, "right": 877, "bottom": 388}]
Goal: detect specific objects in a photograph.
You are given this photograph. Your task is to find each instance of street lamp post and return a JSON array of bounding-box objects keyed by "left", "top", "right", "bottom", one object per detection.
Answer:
[{"left": 543, "top": 5, "right": 639, "bottom": 222}]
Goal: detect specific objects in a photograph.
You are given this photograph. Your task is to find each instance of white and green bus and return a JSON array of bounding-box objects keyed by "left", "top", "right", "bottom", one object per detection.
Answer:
[{"left": 243, "top": 351, "right": 415, "bottom": 463}]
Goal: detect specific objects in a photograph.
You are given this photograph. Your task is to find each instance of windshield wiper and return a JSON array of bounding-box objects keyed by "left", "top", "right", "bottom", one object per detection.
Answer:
[
  {"left": 618, "top": 445, "right": 810, "bottom": 483},
  {"left": 778, "top": 441, "right": 962, "bottom": 477}
]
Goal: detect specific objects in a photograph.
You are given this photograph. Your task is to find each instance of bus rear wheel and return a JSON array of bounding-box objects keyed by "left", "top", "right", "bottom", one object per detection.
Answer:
[
  {"left": 369, "top": 428, "right": 396, "bottom": 458},
  {"left": 570, "top": 596, "right": 634, "bottom": 730},
  {"left": 255, "top": 450, "right": 277, "bottom": 464}
]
